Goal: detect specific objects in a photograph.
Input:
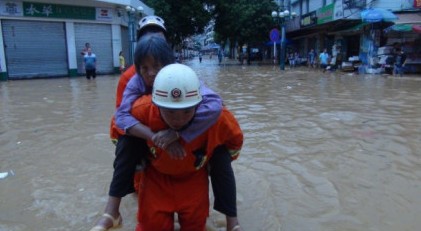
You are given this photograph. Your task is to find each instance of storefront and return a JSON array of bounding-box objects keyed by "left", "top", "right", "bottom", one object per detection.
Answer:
[
  {"left": 383, "top": 13, "right": 421, "bottom": 73},
  {"left": 287, "top": 2, "right": 361, "bottom": 64},
  {"left": 0, "top": 0, "right": 152, "bottom": 80}
]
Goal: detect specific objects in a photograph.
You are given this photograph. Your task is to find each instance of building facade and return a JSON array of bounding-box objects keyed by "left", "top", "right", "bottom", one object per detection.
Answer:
[
  {"left": 276, "top": 0, "right": 421, "bottom": 72},
  {"left": 0, "top": 0, "right": 154, "bottom": 80}
]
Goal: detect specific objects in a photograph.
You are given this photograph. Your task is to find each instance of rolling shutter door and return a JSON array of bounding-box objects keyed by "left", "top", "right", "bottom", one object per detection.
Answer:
[
  {"left": 2, "top": 20, "right": 67, "bottom": 79},
  {"left": 75, "top": 23, "right": 113, "bottom": 75}
]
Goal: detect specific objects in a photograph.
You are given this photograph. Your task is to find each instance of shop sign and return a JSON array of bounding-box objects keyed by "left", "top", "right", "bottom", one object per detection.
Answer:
[
  {"left": 300, "top": 11, "right": 317, "bottom": 28},
  {"left": 0, "top": 0, "right": 24, "bottom": 16},
  {"left": 23, "top": 2, "right": 95, "bottom": 20},
  {"left": 415, "top": 0, "right": 421, "bottom": 8},
  {"left": 317, "top": 3, "right": 334, "bottom": 25},
  {"left": 96, "top": 8, "right": 114, "bottom": 21}
]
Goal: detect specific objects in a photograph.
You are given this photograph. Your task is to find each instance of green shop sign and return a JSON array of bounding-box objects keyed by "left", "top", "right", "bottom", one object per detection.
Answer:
[
  {"left": 23, "top": 2, "right": 95, "bottom": 20},
  {"left": 317, "top": 3, "right": 334, "bottom": 25}
]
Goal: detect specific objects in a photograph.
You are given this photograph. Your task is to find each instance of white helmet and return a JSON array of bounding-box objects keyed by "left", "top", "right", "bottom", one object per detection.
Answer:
[
  {"left": 152, "top": 64, "right": 202, "bottom": 109},
  {"left": 138, "top": 15, "right": 166, "bottom": 32}
]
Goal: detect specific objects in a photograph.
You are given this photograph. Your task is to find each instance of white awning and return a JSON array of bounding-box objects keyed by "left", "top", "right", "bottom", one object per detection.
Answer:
[
  {"left": 394, "top": 13, "right": 421, "bottom": 24},
  {"left": 96, "top": 0, "right": 155, "bottom": 16}
]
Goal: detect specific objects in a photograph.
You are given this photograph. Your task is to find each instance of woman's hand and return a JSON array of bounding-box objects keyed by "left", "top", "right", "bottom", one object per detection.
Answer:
[
  {"left": 152, "top": 129, "right": 186, "bottom": 159},
  {"left": 152, "top": 129, "right": 179, "bottom": 150}
]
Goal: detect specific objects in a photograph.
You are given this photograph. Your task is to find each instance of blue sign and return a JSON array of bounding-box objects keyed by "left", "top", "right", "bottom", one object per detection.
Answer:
[{"left": 270, "top": 28, "right": 280, "bottom": 42}]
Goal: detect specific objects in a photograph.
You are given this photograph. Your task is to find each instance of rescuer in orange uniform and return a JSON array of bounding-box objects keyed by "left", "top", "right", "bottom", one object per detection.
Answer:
[
  {"left": 130, "top": 63, "right": 243, "bottom": 231},
  {"left": 93, "top": 16, "right": 242, "bottom": 231}
]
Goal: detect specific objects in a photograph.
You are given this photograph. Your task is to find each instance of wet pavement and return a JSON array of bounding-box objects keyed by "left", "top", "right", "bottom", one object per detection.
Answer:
[{"left": 1, "top": 57, "right": 421, "bottom": 231}]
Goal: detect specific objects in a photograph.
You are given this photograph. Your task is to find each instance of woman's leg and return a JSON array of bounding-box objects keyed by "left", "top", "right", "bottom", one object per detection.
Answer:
[
  {"left": 209, "top": 145, "right": 242, "bottom": 231},
  {"left": 92, "top": 135, "right": 149, "bottom": 229}
]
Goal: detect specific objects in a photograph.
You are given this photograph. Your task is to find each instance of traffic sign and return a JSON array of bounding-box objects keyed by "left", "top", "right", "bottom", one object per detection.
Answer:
[{"left": 270, "top": 28, "right": 280, "bottom": 42}]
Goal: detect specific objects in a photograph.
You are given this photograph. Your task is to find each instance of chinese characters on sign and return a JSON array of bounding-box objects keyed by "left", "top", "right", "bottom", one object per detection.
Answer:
[
  {"left": 0, "top": 1, "right": 110, "bottom": 20},
  {"left": 23, "top": 2, "right": 96, "bottom": 20},
  {"left": 25, "top": 3, "right": 52, "bottom": 16},
  {"left": 0, "top": 0, "right": 23, "bottom": 16}
]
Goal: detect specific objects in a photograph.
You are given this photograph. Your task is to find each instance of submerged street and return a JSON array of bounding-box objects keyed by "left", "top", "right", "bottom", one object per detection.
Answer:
[{"left": 1, "top": 58, "right": 421, "bottom": 231}]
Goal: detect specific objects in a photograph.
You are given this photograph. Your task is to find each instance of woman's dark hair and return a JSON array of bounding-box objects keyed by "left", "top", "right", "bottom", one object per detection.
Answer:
[{"left": 134, "top": 34, "right": 175, "bottom": 76}]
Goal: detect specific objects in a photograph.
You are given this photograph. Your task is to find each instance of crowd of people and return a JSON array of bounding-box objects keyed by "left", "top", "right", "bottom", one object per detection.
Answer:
[
  {"left": 285, "top": 48, "right": 338, "bottom": 71},
  {"left": 283, "top": 46, "right": 406, "bottom": 76}
]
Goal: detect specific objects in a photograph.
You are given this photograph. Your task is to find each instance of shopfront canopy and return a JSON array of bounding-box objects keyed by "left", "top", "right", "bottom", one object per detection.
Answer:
[
  {"left": 385, "top": 24, "right": 421, "bottom": 34},
  {"left": 384, "top": 13, "right": 421, "bottom": 34},
  {"left": 361, "top": 8, "right": 398, "bottom": 23}
]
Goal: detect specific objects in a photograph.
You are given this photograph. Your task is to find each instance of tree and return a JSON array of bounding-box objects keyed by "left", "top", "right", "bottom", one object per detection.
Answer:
[
  {"left": 143, "top": 0, "right": 278, "bottom": 58},
  {"left": 211, "top": 0, "right": 277, "bottom": 57},
  {"left": 143, "top": 0, "right": 213, "bottom": 47}
]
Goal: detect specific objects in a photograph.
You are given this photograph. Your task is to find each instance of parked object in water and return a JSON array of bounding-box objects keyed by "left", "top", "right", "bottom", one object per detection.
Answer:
[{"left": 248, "top": 48, "right": 263, "bottom": 61}]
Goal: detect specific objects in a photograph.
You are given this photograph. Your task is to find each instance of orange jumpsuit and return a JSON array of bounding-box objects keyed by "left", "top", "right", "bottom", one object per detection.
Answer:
[
  {"left": 109, "top": 65, "right": 136, "bottom": 142},
  {"left": 131, "top": 95, "right": 243, "bottom": 231}
]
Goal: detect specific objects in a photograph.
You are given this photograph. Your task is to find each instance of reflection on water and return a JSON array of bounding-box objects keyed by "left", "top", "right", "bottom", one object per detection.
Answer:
[{"left": 1, "top": 60, "right": 421, "bottom": 231}]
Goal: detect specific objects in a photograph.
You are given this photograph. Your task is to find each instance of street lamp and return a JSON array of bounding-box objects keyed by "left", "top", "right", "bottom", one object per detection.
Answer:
[
  {"left": 272, "top": 9, "right": 296, "bottom": 70},
  {"left": 126, "top": 6, "right": 143, "bottom": 65}
]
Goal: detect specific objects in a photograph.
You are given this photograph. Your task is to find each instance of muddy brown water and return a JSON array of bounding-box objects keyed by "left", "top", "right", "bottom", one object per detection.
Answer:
[{"left": 1, "top": 58, "right": 421, "bottom": 231}]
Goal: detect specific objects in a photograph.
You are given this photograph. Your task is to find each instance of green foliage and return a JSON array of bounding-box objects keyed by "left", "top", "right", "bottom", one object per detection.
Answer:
[
  {"left": 143, "top": 0, "right": 212, "bottom": 46},
  {"left": 143, "top": 0, "right": 277, "bottom": 49},
  {"left": 212, "top": 0, "right": 277, "bottom": 48}
]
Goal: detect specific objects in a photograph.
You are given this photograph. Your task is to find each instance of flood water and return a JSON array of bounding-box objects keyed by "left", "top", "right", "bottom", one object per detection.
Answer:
[{"left": 1, "top": 58, "right": 421, "bottom": 231}]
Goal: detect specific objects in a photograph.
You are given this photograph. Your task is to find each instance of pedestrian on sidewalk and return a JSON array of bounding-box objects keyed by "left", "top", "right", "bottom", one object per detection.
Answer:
[
  {"left": 83, "top": 48, "right": 96, "bottom": 79},
  {"left": 335, "top": 48, "right": 343, "bottom": 70},
  {"left": 81, "top": 42, "right": 90, "bottom": 56},
  {"left": 119, "top": 51, "right": 125, "bottom": 74},
  {"left": 393, "top": 48, "right": 406, "bottom": 77},
  {"left": 288, "top": 52, "right": 295, "bottom": 68},
  {"left": 308, "top": 49, "right": 316, "bottom": 68},
  {"left": 319, "top": 49, "right": 329, "bottom": 72}
]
